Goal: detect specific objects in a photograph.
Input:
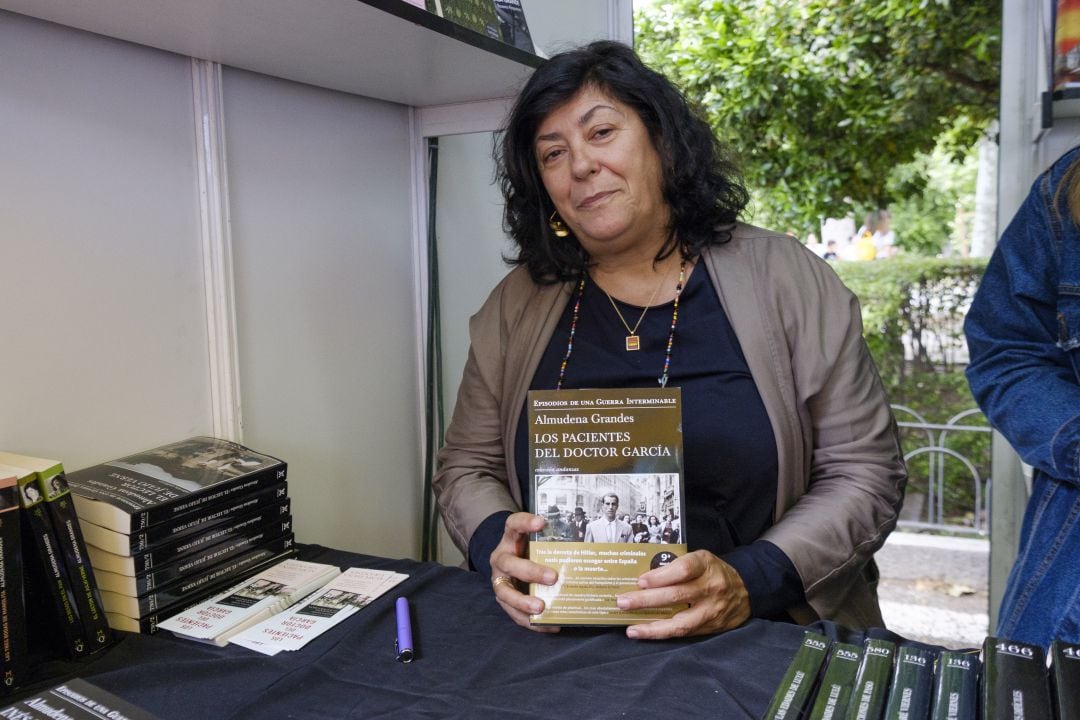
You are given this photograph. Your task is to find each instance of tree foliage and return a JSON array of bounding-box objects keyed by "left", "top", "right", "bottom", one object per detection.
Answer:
[{"left": 634, "top": 0, "right": 1000, "bottom": 233}]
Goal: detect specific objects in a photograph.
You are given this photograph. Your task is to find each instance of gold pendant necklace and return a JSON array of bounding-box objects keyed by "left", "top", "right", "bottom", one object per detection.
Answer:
[{"left": 601, "top": 264, "right": 672, "bottom": 351}]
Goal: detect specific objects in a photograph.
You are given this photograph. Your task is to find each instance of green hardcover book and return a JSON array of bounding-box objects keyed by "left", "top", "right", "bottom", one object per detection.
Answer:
[
  {"left": 931, "top": 651, "right": 980, "bottom": 720},
  {"left": 883, "top": 646, "right": 935, "bottom": 720},
  {"left": 844, "top": 638, "right": 896, "bottom": 720},
  {"left": 761, "top": 631, "right": 831, "bottom": 719},
  {"left": 980, "top": 637, "right": 1050, "bottom": 720},
  {"left": 1051, "top": 640, "right": 1080, "bottom": 720},
  {"left": 808, "top": 642, "right": 864, "bottom": 720}
]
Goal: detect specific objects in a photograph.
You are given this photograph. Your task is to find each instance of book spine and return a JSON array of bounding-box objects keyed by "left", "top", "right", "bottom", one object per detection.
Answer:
[
  {"left": 931, "top": 651, "right": 980, "bottom": 720},
  {"left": 0, "top": 482, "right": 25, "bottom": 694},
  {"left": 980, "top": 636, "right": 1051, "bottom": 720},
  {"left": 19, "top": 499, "right": 89, "bottom": 658},
  {"left": 844, "top": 638, "right": 895, "bottom": 720},
  {"left": 762, "top": 631, "right": 831, "bottom": 719},
  {"left": 883, "top": 645, "right": 935, "bottom": 720},
  {"left": 40, "top": 473, "right": 113, "bottom": 655},
  {"left": 808, "top": 642, "right": 864, "bottom": 720},
  {"left": 125, "top": 500, "right": 291, "bottom": 574},
  {"left": 133, "top": 481, "right": 289, "bottom": 549},
  {"left": 125, "top": 516, "right": 293, "bottom": 596},
  {"left": 103, "top": 534, "right": 295, "bottom": 618},
  {"left": 1051, "top": 640, "right": 1080, "bottom": 720}
]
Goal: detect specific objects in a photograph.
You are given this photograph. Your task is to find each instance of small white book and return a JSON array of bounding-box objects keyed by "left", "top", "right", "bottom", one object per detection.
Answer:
[
  {"left": 229, "top": 567, "right": 408, "bottom": 655},
  {"left": 157, "top": 558, "right": 340, "bottom": 646}
]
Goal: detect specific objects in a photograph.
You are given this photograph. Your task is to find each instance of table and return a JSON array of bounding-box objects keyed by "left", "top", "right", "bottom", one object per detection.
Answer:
[{"left": 15, "top": 545, "right": 884, "bottom": 719}]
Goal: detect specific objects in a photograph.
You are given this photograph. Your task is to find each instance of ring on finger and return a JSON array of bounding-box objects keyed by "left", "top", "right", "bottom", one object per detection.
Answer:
[{"left": 492, "top": 575, "right": 514, "bottom": 590}]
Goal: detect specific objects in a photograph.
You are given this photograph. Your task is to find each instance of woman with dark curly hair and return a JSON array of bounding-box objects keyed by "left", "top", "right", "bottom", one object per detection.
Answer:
[{"left": 434, "top": 41, "right": 905, "bottom": 639}]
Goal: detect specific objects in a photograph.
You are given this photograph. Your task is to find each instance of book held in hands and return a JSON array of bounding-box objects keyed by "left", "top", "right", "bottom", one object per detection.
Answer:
[{"left": 526, "top": 388, "right": 688, "bottom": 626}]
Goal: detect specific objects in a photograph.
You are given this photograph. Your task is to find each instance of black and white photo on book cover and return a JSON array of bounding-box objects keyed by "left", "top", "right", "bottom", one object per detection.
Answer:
[{"left": 526, "top": 387, "right": 688, "bottom": 626}]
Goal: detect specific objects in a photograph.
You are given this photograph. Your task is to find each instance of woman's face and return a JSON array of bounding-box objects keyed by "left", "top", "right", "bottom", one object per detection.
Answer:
[{"left": 534, "top": 86, "right": 668, "bottom": 262}]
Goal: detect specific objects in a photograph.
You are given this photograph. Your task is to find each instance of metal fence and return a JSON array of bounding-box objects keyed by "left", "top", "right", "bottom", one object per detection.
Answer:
[{"left": 891, "top": 404, "right": 993, "bottom": 536}]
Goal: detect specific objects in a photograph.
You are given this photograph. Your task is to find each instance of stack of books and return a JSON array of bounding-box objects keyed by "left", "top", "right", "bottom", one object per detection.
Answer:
[
  {"left": 63, "top": 437, "right": 295, "bottom": 634},
  {"left": 762, "top": 631, "right": 1080, "bottom": 720}
]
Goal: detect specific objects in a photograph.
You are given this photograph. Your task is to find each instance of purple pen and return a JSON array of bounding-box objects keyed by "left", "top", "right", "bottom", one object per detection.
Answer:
[{"left": 395, "top": 597, "right": 414, "bottom": 663}]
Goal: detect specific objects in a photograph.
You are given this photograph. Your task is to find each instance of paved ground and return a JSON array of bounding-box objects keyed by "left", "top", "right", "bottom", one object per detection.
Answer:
[{"left": 875, "top": 530, "right": 990, "bottom": 649}]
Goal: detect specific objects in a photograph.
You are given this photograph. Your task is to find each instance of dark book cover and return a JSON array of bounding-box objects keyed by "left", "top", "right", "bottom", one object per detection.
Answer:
[
  {"left": 1051, "top": 640, "right": 1080, "bottom": 720},
  {"left": 99, "top": 533, "right": 295, "bottom": 620},
  {"left": 980, "top": 637, "right": 1051, "bottom": 720},
  {"left": 808, "top": 642, "right": 864, "bottom": 720},
  {"left": 931, "top": 651, "right": 980, "bottom": 720},
  {"left": 844, "top": 637, "right": 896, "bottom": 720},
  {"left": 94, "top": 515, "right": 293, "bottom": 597},
  {"left": 0, "top": 471, "right": 25, "bottom": 694},
  {"left": 80, "top": 481, "right": 288, "bottom": 555},
  {"left": 761, "top": 631, "right": 831, "bottom": 719},
  {"left": 492, "top": 0, "right": 532, "bottom": 52},
  {"left": 0, "top": 677, "right": 160, "bottom": 719},
  {"left": 425, "top": 0, "right": 501, "bottom": 40},
  {"left": 38, "top": 470, "right": 114, "bottom": 655},
  {"left": 883, "top": 645, "right": 935, "bottom": 720},
  {"left": 87, "top": 498, "right": 291, "bottom": 577},
  {"left": 103, "top": 544, "right": 298, "bottom": 635},
  {"left": 66, "top": 437, "right": 286, "bottom": 534},
  {"left": 17, "top": 472, "right": 88, "bottom": 659}
]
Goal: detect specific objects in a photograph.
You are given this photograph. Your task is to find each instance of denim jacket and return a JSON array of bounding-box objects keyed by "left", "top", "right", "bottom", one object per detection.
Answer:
[{"left": 965, "top": 146, "right": 1080, "bottom": 648}]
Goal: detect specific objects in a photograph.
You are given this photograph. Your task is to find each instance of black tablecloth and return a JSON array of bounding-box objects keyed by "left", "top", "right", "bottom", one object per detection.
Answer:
[{"left": 15, "top": 545, "right": 902, "bottom": 719}]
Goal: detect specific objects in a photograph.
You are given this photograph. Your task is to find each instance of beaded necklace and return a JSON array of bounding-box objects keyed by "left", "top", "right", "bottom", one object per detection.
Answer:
[{"left": 555, "top": 259, "right": 687, "bottom": 390}]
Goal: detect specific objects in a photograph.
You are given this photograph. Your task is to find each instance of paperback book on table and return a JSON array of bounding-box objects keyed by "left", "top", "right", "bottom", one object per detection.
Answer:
[
  {"left": 760, "top": 630, "right": 831, "bottom": 719},
  {"left": 980, "top": 636, "right": 1051, "bottom": 720},
  {"left": 98, "top": 532, "right": 296, "bottom": 620},
  {"left": 92, "top": 516, "right": 293, "bottom": 596},
  {"left": 229, "top": 567, "right": 408, "bottom": 655},
  {"left": 806, "top": 642, "right": 863, "bottom": 720},
  {"left": 65, "top": 437, "right": 286, "bottom": 534},
  {"left": 158, "top": 557, "right": 340, "bottom": 646},
  {"left": 0, "top": 677, "right": 160, "bottom": 720},
  {"left": 526, "top": 387, "right": 688, "bottom": 626},
  {"left": 882, "top": 645, "right": 935, "bottom": 720}
]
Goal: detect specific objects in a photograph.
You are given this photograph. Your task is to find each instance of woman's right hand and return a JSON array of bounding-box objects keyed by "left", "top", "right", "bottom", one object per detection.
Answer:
[{"left": 489, "top": 512, "right": 561, "bottom": 633}]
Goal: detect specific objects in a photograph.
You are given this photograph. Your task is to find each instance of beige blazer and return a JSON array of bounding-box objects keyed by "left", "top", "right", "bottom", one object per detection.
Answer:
[{"left": 434, "top": 224, "right": 907, "bottom": 629}]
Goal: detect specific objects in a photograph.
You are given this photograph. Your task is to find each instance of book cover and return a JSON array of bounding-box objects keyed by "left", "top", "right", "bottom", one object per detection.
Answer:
[
  {"left": 844, "top": 638, "right": 896, "bottom": 720},
  {"left": 0, "top": 469, "right": 25, "bottom": 694},
  {"left": 980, "top": 637, "right": 1051, "bottom": 720},
  {"left": 761, "top": 631, "right": 831, "bottom": 719},
  {"left": 85, "top": 497, "right": 291, "bottom": 576},
  {"left": 158, "top": 557, "right": 340, "bottom": 646},
  {"left": 79, "top": 481, "right": 288, "bottom": 555},
  {"left": 99, "top": 533, "right": 295, "bottom": 620},
  {"left": 93, "top": 516, "right": 293, "bottom": 596},
  {"left": 492, "top": 0, "right": 533, "bottom": 52},
  {"left": 102, "top": 545, "right": 297, "bottom": 635},
  {"left": 230, "top": 567, "right": 408, "bottom": 655},
  {"left": 65, "top": 437, "right": 286, "bottom": 534},
  {"left": 526, "top": 387, "right": 688, "bottom": 626},
  {"left": 36, "top": 468, "right": 113, "bottom": 654},
  {"left": 883, "top": 645, "right": 935, "bottom": 720},
  {"left": 807, "top": 642, "right": 864, "bottom": 720},
  {"left": 10, "top": 463, "right": 88, "bottom": 659},
  {"left": 0, "top": 677, "right": 160, "bottom": 719},
  {"left": 425, "top": 0, "right": 500, "bottom": 40},
  {"left": 931, "top": 651, "right": 980, "bottom": 720},
  {"left": 1051, "top": 639, "right": 1080, "bottom": 720}
]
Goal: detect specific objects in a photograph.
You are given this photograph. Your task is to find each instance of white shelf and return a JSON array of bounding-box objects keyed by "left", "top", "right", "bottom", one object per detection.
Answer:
[{"left": 0, "top": 0, "right": 541, "bottom": 107}]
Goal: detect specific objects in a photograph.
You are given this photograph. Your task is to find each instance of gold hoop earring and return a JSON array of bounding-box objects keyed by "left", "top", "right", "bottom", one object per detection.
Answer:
[{"left": 548, "top": 211, "right": 570, "bottom": 238}]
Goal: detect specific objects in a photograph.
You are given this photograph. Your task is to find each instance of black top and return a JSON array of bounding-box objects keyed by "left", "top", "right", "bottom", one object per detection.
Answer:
[{"left": 469, "top": 265, "right": 806, "bottom": 620}]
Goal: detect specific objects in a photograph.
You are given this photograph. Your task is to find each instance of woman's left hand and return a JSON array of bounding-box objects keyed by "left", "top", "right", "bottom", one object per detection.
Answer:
[{"left": 615, "top": 550, "right": 751, "bottom": 639}]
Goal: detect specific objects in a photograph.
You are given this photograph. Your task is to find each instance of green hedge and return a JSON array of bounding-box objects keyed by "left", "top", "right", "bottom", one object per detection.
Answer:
[{"left": 833, "top": 257, "right": 990, "bottom": 529}]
